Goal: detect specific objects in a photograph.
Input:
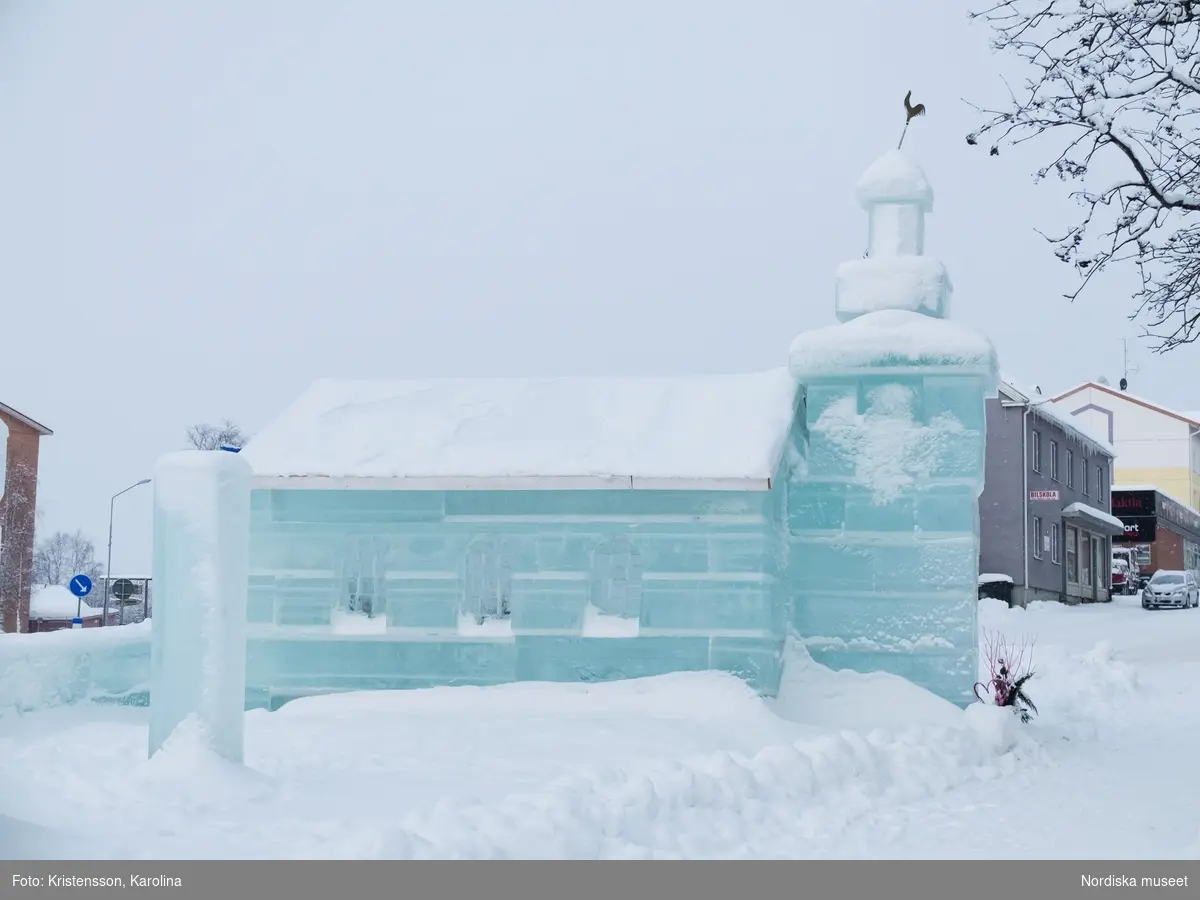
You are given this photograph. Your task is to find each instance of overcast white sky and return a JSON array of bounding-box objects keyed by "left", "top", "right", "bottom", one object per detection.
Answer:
[{"left": 1, "top": 1, "right": 1197, "bottom": 577}]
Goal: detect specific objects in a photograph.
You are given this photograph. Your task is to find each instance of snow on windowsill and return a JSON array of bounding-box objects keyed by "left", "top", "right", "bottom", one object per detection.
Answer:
[
  {"left": 456, "top": 614, "right": 514, "bottom": 639},
  {"left": 580, "top": 604, "right": 640, "bottom": 639},
  {"left": 331, "top": 608, "right": 387, "bottom": 635}
]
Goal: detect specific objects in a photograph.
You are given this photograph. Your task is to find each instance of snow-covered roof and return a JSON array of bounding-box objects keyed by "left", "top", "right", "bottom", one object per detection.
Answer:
[
  {"left": 789, "top": 309, "right": 996, "bottom": 379},
  {"left": 0, "top": 401, "right": 53, "bottom": 436},
  {"left": 29, "top": 585, "right": 100, "bottom": 620},
  {"left": 1050, "top": 381, "right": 1200, "bottom": 428},
  {"left": 855, "top": 150, "right": 933, "bottom": 210},
  {"left": 998, "top": 378, "right": 1115, "bottom": 457},
  {"left": 242, "top": 370, "right": 801, "bottom": 490},
  {"left": 1061, "top": 501, "right": 1125, "bottom": 535}
]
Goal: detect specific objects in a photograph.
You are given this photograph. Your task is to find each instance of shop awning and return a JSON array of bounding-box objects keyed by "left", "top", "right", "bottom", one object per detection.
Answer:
[{"left": 1061, "top": 502, "right": 1127, "bottom": 537}]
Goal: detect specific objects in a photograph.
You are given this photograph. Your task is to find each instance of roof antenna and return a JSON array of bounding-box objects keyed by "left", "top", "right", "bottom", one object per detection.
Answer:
[{"left": 1121, "top": 339, "right": 1140, "bottom": 392}]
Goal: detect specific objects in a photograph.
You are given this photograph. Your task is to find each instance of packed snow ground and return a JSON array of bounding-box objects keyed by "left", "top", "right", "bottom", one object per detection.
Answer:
[{"left": 2, "top": 596, "right": 1198, "bottom": 859}]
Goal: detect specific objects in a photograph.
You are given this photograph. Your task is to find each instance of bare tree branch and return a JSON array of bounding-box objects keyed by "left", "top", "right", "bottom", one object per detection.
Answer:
[
  {"left": 32, "top": 530, "right": 105, "bottom": 587},
  {"left": 967, "top": 0, "right": 1200, "bottom": 352},
  {"left": 186, "top": 419, "right": 248, "bottom": 451}
]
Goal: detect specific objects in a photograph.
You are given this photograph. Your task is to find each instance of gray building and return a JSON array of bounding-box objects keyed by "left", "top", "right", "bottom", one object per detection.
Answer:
[{"left": 979, "top": 381, "right": 1125, "bottom": 606}]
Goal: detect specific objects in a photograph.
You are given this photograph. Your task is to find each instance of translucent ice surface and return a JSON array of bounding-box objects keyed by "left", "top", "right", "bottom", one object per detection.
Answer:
[
  {"left": 241, "top": 486, "right": 795, "bottom": 710},
  {"left": 149, "top": 450, "right": 251, "bottom": 760},
  {"left": 787, "top": 148, "right": 998, "bottom": 706},
  {"left": 152, "top": 146, "right": 999, "bottom": 712}
]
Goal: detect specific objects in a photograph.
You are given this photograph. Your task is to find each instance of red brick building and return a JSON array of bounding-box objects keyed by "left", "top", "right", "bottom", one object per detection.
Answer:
[{"left": 0, "top": 401, "right": 53, "bottom": 633}]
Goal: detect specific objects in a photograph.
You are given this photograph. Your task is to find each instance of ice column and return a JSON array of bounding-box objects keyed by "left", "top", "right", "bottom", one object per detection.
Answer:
[
  {"left": 787, "top": 148, "right": 999, "bottom": 706},
  {"left": 148, "top": 450, "right": 252, "bottom": 762}
]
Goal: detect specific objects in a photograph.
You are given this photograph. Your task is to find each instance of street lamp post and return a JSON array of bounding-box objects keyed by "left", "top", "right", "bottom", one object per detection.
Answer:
[{"left": 104, "top": 478, "right": 151, "bottom": 625}]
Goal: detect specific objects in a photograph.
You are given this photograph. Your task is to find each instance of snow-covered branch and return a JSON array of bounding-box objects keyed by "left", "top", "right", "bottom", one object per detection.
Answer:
[{"left": 968, "top": 0, "right": 1200, "bottom": 351}]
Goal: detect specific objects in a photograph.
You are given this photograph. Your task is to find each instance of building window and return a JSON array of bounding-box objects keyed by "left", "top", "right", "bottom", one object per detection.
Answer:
[
  {"left": 1031, "top": 430, "right": 1042, "bottom": 473},
  {"left": 1051, "top": 523, "right": 1061, "bottom": 564},
  {"left": 464, "top": 538, "right": 512, "bottom": 623},
  {"left": 1081, "top": 532, "right": 1092, "bottom": 587},
  {"left": 1096, "top": 465, "right": 1105, "bottom": 501},
  {"left": 1032, "top": 516, "right": 1043, "bottom": 559},
  {"left": 1065, "top": 526, "right": 1079, "bottom": 582},
  {"left": 590, "top": 537, "right": 643, "bottom": 619},
  {"left": 1081, "top": 455, "right": 1089, "bottom": 496},
  {"left": 1049, "top": 440, "right": 1059, "bottom": 481},
  {"left": 1186, "top": 540, "right": 1200, "bottom": 576},
  {"left": 1066, "top": 449, "right": 1074, "bottom": 488}
]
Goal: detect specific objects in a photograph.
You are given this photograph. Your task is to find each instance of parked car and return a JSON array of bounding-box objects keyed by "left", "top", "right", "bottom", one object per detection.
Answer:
[
  {"left": 1110, "top": 559, "right": 1132, "bottom": 597},
  {"left": 1111, "top": 548, "right": 1141, "bottom": 594},
  {"left": 1141, "top": 570, "right": 1199, "bottom": 610}
]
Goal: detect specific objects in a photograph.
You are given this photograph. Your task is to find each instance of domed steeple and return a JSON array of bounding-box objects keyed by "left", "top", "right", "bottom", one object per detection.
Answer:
[
  {"left": 833, "top": 148, "right": 951, "bottom": 322},
  {"left": 855, "top": 149, "right": 933, "bottom": 210}
]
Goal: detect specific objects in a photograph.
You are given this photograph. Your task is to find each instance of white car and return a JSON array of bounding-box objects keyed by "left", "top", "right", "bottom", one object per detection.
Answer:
[{"left": 1141, "top": 570, "right": 1199, "bottom": 610}]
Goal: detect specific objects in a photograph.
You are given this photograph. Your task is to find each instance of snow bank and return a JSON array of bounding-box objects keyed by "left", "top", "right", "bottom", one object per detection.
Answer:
[
  {"left": 374, "top": 718, "right": 1028, "bottom": 858},
  {"left": 372, "top": 641, "right": 1027, "bottom": 859},
  {"left": 241, "top": 370, "right": 800, "bottom": 485},
  {"left": 772, "top": 639, "right": 965, "bottom": 731},
  {"left": 0, "top": 623, "right": 151, "bottom": 714},
  {"left": 977, "top": 598, "right": 1140, "bottom": 733},
  {"left": 789, "top": 310, "right": 997, "bottom": 378},
  {"left": 0, "top": 814, "right": 79, "bottom": 860},
  {"left": 271, "top": 669, "right": 778, "bottom": 722}
]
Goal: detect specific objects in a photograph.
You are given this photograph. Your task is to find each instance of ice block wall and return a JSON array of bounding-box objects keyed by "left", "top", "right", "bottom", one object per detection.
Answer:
[
  {"left": 786, "top": 149, "right": 998, "bottom": 706},
  {"left": 243, "top": 484, "right": 792, "bottom": 710},
  {"left": 149, "top": 450, "right": 251, "bottom": 760}
]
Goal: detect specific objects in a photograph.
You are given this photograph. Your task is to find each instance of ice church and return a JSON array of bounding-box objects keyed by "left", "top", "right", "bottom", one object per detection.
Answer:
[{"left": 166, "top": 148, "right": 998, "bottom": 717}]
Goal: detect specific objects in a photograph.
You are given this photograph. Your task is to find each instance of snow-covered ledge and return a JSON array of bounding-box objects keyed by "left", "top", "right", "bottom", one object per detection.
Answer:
[{"left": 1061, "top": 502, "right": 1126, "bottom": 537}]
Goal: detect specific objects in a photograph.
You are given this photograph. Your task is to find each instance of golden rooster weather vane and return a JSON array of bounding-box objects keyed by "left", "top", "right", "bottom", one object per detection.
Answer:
[{"left": 898, "top": 90, "right": 925, "bottom": 149}]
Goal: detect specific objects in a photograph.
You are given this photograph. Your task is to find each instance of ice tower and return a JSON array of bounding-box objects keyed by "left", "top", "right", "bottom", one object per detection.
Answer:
[{"left": 787, "top": 149, "right": 998, "bottom": 706}]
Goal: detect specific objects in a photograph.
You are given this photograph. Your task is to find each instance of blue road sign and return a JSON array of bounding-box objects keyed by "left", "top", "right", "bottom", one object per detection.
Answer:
[{"left": 68, "top": 574, "right": 93, "bottom": 598}]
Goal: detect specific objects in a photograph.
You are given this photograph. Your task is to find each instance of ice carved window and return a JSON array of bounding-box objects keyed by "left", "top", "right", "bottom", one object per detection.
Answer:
[
  {"left": 590, "top": 537, "right": 642, "bottom": 619},
  {"left": 464, "top": 538, "right": 512, "bottom": 623},
  {"left": 340, "top": 539, "right": 386, "bottom": 619}
]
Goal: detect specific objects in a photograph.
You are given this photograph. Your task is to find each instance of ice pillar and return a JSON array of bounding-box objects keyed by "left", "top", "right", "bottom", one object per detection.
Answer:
[
  {"left": 148, "top": 450, "right": 252, "bottom": 762},
  {"left": 786, "top": 148, "right": 999, "bottom": 706}
]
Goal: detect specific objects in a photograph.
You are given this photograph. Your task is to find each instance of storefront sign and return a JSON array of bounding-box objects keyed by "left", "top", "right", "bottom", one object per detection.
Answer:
[
  {"left": 1030, "top": 490, "right": 1059, "bottom": 500},
  {"left": 1160, "top": 494, "right": 1200, "bottom": 538},
  {"left": 1117, "top": 516, "right": 1157, "bottom": 542},
  {"left": 1112, "top": 487, "right": 1200, "bottom": 545},
  {"left": 1112, "top": 490, "right": 1156, "bottom": 516}
]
